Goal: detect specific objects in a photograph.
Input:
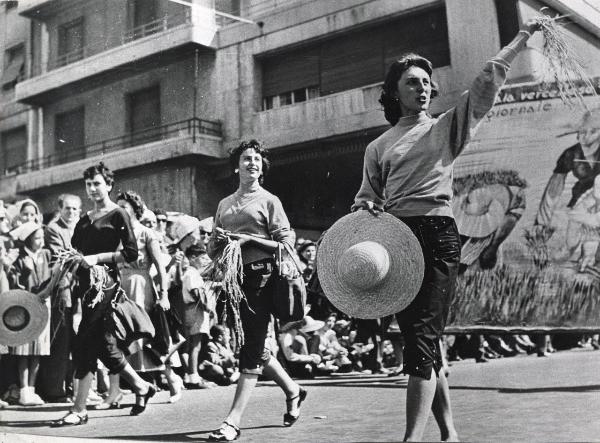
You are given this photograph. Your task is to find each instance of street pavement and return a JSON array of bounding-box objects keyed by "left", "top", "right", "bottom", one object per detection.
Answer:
[{"left": 2, "top": 348, "right": 600, "bottom": 442}]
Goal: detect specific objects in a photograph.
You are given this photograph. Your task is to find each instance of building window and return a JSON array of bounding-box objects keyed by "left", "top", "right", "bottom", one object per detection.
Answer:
[
  {"left": 57, "top": 17, "right": 85, "bottom": 67},
  {"left": 55, "top": 107, "right": 85, "bottom": 164},
  {"left": 1, "top": 126, "right": 27, "bottom": 175},
  {"left": 127, "top": 85, "right": 161, "bottom": 145},
  {"left": 262, "top": 86, "right": 320, "bottom": 111},
  {"left": 260, "top": 5, "right": 450, "bottom": 108},
  {"left": 1, "top": 43, "right": 25, "bottom": 90},
  {"left": 127, "top": 0, "right": 160, "bottom": 40},
  {"left": 5, "top": 1, "right": 18, "bottom": 10},
  {"left": 494, "top": 0, "right": 520, "bottom": 47}
]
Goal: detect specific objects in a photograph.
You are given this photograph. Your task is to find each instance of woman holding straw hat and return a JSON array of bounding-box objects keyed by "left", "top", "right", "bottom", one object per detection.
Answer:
[
  {"left": 207, "top": 140, "right": 307, "bottom": 441},
  {"left": 51, "top": 162, "right": 156, "bottom": 426},
  {"left": 352, "top": 21, "right": 541, "bottom": 441}
]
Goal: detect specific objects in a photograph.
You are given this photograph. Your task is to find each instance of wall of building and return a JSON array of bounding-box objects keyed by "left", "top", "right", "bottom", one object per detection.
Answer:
[{"left": 40, "top": 52, "right": 215, "bottom": 158}]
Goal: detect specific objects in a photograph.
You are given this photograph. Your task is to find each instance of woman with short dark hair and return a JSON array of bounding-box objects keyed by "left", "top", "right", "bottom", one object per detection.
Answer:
[
  {"left": 52, "top": 162, "right": 156, "bottom": 426},
  {"left": 207, "top": 140, "right": 306, "bottom": 441},
  {"left": 353, "top": 22, "right": 541, "bottom": 441}
]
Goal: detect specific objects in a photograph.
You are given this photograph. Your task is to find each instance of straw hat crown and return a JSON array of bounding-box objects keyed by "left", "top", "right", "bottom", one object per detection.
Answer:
[{"left": 317, "top": 211, "right": 424, "bottom": 319}]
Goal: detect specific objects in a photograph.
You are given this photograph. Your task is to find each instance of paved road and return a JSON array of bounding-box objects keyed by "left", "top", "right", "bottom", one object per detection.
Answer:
[{"left": 2, "top": 348, "right": 600, "bottom": 442}]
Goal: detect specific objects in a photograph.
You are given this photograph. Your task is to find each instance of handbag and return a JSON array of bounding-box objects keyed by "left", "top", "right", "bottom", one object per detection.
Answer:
[
  {"left": 110, "top": 289, "right": 155, "bottom": 346},
  {"left": 272, "top": 243, "right": 307, "bottom": 323}
]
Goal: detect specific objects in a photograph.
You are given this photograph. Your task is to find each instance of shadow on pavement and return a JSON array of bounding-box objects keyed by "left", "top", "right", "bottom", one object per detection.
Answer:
[
  {"left": 449, "top": 384, "right": 600, "bottom": 393},
  {"left": 101, "top": 424, "right": 282, "bottom": 442}
]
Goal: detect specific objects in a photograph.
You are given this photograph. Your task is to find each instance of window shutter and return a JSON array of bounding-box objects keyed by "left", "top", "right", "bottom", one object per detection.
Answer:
[
  {"left": 262, "top": 45, "right": 320, "bottom": 98},
  {"left": 320, "top": 26, "right": 383, "bottom": 96}
]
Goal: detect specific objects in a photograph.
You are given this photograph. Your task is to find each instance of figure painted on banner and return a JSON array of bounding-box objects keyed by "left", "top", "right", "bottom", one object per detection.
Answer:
[
  {"left": 536, "top": 110, "right": 600, "bottom": 227},
  {"left": 564, "top": 174, "right": 600, "bottom": 272},
  {"left": 453, "top": 171, "right": 527, "bottom": 271},
  {"left": 352, "top": 18, "right": 541, "bottom": 441}
]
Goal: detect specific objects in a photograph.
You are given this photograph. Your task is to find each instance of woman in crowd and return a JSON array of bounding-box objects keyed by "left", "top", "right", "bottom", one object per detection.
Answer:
[
  {"left": 116, "top": 191, "right": 183, "bottom": 404},
  {"left": 297, "top": 241, "right": 317, "bottom": 284},
  {"left": 6, "top": 221, "right": 51, "bottom": 406},
  {"left": 207, "top": 140, "right": 307, "bottom": 441},
  {"left": 352, "top": 21, "right": 541, "bottom": 441},
  {"left": 52, "top": 162, "right": 156, "bottom": 426}
]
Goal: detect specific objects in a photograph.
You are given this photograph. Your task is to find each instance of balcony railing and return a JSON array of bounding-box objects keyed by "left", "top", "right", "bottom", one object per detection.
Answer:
[
  {"left": 43, "top": 11, "right": 192, "bottom": 73},
  {"left": 13, "top": 117, "right": 221, "bottom": 174}
]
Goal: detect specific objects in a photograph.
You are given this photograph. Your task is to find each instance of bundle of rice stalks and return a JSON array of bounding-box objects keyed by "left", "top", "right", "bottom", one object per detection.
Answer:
[
  {"left": 535, "top": 9, "right": 597, "bottom": 109},
  {"left": 209, "top": 239, "right": 246, "bottom": 351},
  {"left": 523, "top": 225, "right": 555, "bottom": 269}
]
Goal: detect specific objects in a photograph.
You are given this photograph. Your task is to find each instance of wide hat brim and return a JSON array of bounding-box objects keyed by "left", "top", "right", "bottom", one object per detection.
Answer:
[
  {"left": 453, "top": 194, "right": 504, "bottom": 238},
  {"left": 0, "top": 289, "right": 49, "bottom": 347},
  {"left": 317, "top": 211, "right": 424, "bottom": 319}
]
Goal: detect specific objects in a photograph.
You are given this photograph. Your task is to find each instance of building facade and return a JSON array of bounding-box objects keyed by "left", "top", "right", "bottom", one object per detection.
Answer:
[{"left": 1, "top": 0, "right": 600, "bottom": 236}]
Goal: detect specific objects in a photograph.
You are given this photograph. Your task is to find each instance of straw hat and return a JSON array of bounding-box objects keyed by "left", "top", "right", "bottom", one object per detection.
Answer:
[
  {"left": 317, "top": 211, "right": 424, "bottom": 319},
  {"left": 170, "top": 215, "right": 200, "bottom": 244},
  {"left": 299, "top": 316, "right": 325, "bottom": 333},
  {"left": 453, "top": 188, "right": 505, "bottom": 238},
  {"left": 0, "top": 289, "right": 49, "bottom": 347}
]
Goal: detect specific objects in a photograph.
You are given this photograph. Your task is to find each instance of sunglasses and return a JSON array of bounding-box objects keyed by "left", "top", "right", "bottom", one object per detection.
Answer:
[
  {"left": 157, "top": 218, "right": 167, "bottom": 223},
  {"left": 200, "top": 230, "right": 212, "bottom": 236}
]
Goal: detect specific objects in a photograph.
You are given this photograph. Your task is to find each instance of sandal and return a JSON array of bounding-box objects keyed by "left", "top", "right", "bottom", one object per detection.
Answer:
[
  {"left": 51, "top": 410, "right": 88, "bottom": 427},
  {"left": 283, "top": 387, "right": 307, "bottom": 427},
  {"left": 208, "top": 421, "right": 241, "bottom": 441},
  {"left": 130, "top": 384, "right": 156, "bottom": 416}
]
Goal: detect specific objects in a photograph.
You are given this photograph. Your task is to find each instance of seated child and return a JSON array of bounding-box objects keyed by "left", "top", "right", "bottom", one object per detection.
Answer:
[{"left": 199, "top": 325, "right": 239, "bottom": 386}]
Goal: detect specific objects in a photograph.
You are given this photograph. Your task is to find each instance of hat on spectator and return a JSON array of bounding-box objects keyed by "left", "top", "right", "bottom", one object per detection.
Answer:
[
  {"left": 140, "top": 209, "right": 157, "bottom": 225},
  {"left": 198, "top": 217, "right": 214, "bottom": 232},
  {"left": 170, "top": 215, "right": 200, "bottom": 244},
  {"left": 317, "top": 211, "right": 424, "bottom": 319},
  {"left": 9, "top": 221, "right": 42, "bottom": 242},
  {"left": 0, "top": 289, "right": 49, "bottom": 347},
  {"left": 298, "top": 316, "right": 325, "bottom": 333}
]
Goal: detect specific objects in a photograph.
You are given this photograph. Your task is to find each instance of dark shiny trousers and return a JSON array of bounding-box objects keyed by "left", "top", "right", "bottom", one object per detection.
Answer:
[{"left": 396, "top": 216, "right": 460, "bottom": 380}]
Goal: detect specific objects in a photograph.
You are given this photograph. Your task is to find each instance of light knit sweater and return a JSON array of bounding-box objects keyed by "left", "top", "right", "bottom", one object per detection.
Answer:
[
  {"left": 212, "top": 186, "right": 294, "bottom": 264},
  {"left": 353, "top": 31, "right": 533, "bottom": 218}
]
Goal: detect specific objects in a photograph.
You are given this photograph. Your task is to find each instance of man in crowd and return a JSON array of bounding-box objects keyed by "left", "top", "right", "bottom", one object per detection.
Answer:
[{"left": 38, "top": 194, "right": 81, "bottom": 402}]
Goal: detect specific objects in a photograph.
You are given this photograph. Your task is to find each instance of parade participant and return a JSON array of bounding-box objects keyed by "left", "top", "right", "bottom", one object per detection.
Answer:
[
  {"left": 52, "top": 162, "right": 155, "bottom": 426},
  {"left": 352, "top": 21, "right": 541, "bottom": 441},
  {"left": 6, "top": 222, "right": 51, "bottom": 406},
  {"left": 39, "top": 194, "right": 81, "bottom": 402},
  {"left": 115, "top": 191, "right": 183, "bottom": 404},
  {"left": 207, "top": 140, "right": 307, "bottom": 441}
]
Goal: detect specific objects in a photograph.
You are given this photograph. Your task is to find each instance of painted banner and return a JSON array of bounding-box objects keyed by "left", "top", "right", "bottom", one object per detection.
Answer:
[{"left": 447, "top": 78, "right": 600, "bottom": 331}]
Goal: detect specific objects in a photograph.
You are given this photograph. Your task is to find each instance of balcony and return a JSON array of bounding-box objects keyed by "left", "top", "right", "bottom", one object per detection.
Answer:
[
  {"left": 252, "top": 66, "right": 456, "bottom": 149},
  {"left": 8, "top": 117, "right": 223, "bottom": 193},
  {"left": 16, "top": 10, "right": 218, "bottom": 104}
]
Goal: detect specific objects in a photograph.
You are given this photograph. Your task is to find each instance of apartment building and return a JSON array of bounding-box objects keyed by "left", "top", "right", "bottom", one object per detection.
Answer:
[{"left": 2, "top": 0, "right": 600, "bottom": 235}]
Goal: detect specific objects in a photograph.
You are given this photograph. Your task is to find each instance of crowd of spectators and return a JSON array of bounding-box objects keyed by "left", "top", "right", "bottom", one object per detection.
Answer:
[{"left": 0, "top": 193, "right": 595, "bottom": 410}]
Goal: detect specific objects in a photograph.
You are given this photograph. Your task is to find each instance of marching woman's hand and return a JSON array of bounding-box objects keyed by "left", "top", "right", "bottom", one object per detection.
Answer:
[
  {"left": 524, "top": 17, "right": 542, "bottom": 34},
  {"left": 214, "top": 227, "right": 230, "bottom": 243},
  {"left": 157, "top": 295, "right": 170, "bottom": 311},
  {"left": 358, "top": 201, "right": 382, "bottom": 217},
  {"left": 81, "top": 255, "right": 98, "bottom": 268},
  {"left": 227, "top": 232, "right": 252, "bottom": 246}
]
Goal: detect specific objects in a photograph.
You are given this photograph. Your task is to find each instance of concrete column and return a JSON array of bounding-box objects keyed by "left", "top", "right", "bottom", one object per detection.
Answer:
[
  {"left": 40, "top": 22, "right": 49, "bottom": 74},
  {"left": 445, "top": 0, "right": 501, "bottom": 90}
]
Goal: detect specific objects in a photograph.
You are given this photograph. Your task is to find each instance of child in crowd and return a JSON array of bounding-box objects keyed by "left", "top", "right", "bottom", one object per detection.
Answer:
[
  {"left": 7, "top": 221, "right": 51, "bottom": 406},
  {"left": 182, "top": 244, "right": 216, "bottom": 389},
  {"left": 200, "top": 325, "right": 240, "bottom": 386}
]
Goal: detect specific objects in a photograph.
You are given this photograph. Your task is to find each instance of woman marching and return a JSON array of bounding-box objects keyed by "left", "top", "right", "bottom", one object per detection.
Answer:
[
  {"left": 52, "top": 162, "right": 157, "bottom": 426},
  {"left": 207, "top": 140, "right": 306, "bottom": 441},
  {"left": 352, "top": 22, "right": 541, "bottom": 441}
]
